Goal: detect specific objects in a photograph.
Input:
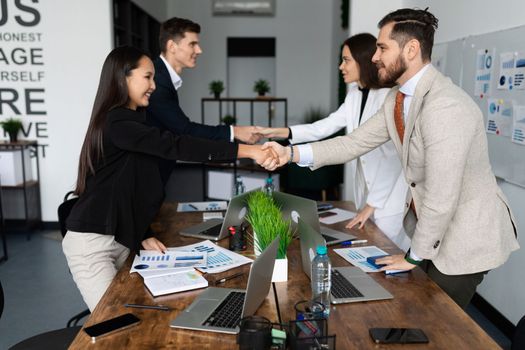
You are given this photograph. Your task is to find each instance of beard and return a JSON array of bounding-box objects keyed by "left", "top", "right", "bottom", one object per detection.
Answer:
[{"left": 377, "top": 54, "right": 408, "bottom": 85}]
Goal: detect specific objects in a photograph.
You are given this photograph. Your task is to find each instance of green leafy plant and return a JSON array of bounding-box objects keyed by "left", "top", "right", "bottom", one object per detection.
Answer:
[
  {"left": 221, "top": 114, "right": 236, "bottom": 126},
  {"left": 303, "top": 106, "right": 327, "bottom": 124},
  {"left": 253, "top": 79, "right": 270, "bottom": 96},
  {"left": 1, "top": 118, "right": 23, "bottom": 142},
  {"left": 245, "top": 191, "right": 294, "bottom": 259},
  {"left": 209, "top": 80, "right": 225, "bottom": 98}
]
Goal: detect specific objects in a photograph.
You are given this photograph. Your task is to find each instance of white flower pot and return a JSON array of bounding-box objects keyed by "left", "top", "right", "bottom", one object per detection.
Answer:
[{"left": 272, "top": 257, "right": 288, "bottom": 282}]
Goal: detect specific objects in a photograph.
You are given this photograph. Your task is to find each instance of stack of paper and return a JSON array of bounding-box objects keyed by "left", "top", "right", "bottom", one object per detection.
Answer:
[
  {"left": 170, "top": 240, "right": 253, "bottom": 274},
  {"left": 131, "top": 240, "right": 253, "bottom": 297}
]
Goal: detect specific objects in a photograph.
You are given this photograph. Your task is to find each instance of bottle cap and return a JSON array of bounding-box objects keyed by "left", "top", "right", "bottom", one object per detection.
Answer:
[{"left": 316, "top": 245, "right": 327, "bottom": 255}]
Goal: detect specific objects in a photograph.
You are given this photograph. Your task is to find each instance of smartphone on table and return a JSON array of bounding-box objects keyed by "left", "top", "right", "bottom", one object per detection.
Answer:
[
  {"left": 84, "top": 313, "right": 141, "bottom": 342},
  {"left": 369, "top": 328, "right": 429, "bottom": 344},
  {"left": 318, "top": 211, "right": 337, "bottom": 218}
]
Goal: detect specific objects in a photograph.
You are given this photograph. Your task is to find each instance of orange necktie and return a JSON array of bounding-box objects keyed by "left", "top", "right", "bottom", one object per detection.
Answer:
[
  {"left": 394, "top": 91, "right": 405, "bottom": 144},
  {"left": 394, "top": 91, "right": 416, "bottom": 216}
]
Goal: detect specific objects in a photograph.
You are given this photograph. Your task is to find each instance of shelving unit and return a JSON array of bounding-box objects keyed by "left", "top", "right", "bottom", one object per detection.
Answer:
[
  {"left": 201, "top": 97, "right": 288, "bottom": 127},
  {"left": 0, "top": 141, "right": 42, "bottom": 241},
  {"left": 200, "top": 97, "right": 288, "bottom": 200}
]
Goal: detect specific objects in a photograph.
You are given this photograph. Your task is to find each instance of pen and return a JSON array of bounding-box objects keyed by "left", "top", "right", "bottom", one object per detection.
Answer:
[
  {"left": 340, "top": 239, "right": 368, "bottom": 246},
  {"left": 124, "top": 303, "right": 171, "bottom": 311},
  {"left": 214, "top": 272, "right": 245, "bottom": 285},
  {"left": 188, "top": 204, "right": 198, "bottom": 211}
]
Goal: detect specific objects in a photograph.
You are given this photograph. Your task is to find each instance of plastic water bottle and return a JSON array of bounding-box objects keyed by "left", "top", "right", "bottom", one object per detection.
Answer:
[
  {"left": 264, "top": 176, "right": 274, "bottom": 196},
  {"left": 311, "top": 245, "right": 331, "bottom": 317},
  {"left": 234, "top": 175, "right": 245, "bottom": 196}
]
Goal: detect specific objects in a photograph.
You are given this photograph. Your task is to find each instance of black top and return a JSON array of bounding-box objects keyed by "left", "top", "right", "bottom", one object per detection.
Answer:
[
  {"left": 66, "top": 107, "right": 237, "bottom": 251},
  {"left": 147, "top": 57, "right": 232, "bottom": 182},
  {"left": 358, "top": 87, "right": 370, "bottom": 125}
]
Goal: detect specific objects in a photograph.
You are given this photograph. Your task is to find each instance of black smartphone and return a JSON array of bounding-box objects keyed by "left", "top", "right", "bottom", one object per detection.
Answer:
[
  {"left": 317, "top": 203, "right": 334, "bottom": 212},
  {"left": 84, "top": 313, "right": 141, "bottom": 341},
  {"left": 369, "top": 328, "right": 429, "bottom": 344},
  {"left": 319, "top": 211, "right": 337, "bottom": 218}
]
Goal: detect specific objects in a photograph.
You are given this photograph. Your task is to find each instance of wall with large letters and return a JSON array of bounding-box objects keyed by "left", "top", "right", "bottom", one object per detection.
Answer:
[{"left": 0, "top": 0, "right": 112, "bottom": 221}]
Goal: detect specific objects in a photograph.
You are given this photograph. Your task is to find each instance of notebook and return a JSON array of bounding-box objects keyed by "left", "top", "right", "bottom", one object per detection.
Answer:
[
  {"left": 170, "top": 237, "right": 279, "bottom": 334},
  {"left": 144, "top": 270, "right": 208, "bottom": 297}
]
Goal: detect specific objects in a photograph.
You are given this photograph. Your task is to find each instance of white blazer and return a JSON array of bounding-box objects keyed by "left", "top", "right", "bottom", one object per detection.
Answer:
[{"left": 290, "top": 84, "right": 407, "bottom": 219}]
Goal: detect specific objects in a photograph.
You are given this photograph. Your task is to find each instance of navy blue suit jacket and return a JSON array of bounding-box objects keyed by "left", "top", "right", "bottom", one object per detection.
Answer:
[
  {"left": 147, "top": 57, "right": 230, "bottom": 140},
  {"left": 147, "top": 57, "right": 233, "bottom": 183}
]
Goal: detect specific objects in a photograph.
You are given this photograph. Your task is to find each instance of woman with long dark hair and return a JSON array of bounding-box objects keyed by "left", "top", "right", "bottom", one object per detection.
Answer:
[
  {"left": 63, "top": 46, "right": 275, "bottom": 311},
  {"left": 258, "top": 33, "right": 410, "bottom": 251}
]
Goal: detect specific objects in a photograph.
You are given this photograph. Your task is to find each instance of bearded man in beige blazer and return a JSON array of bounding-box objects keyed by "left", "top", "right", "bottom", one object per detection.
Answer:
[{"left": 263, "top": 8, "right": 519, "bottom": 308}]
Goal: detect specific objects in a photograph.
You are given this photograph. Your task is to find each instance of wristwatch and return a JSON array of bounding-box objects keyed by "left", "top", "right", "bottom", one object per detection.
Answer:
[{"left": 404, "top": 249, "right": 422, "bottom": 266}]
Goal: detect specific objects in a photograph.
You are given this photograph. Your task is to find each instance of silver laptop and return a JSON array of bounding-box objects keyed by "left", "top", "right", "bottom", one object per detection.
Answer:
[
  {"left": 298, "top": 218, "right": 393, "bottom": 304},
  {"left": 179, "top": 191, "right": 253, "bottom": 241},
  {"left": 272, "top": 191, "right": 356, "bottom": 245},
  {"left": 170, "top": 237, "right": 279, "bottom": 334}
]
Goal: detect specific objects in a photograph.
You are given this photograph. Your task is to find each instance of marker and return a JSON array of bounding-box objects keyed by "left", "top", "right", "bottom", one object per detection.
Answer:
[
  {"left": 124, "top": 303, "right": 171, "bottom": 311},
  {"left": 340, "top": 239, "right": 368, "bottom": 246},
  {"left": 214, "top": 272, "right": 245, "bottom": 285}
]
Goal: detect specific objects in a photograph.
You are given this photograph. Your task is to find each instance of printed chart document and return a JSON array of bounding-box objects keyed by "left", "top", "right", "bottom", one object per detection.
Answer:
[
  {"left": 334, "top": 245, "right": 408, "bottom": 274},
  {"left": 318, "top": 208, "right": 356, "bottom": 225},
  {"left": 177, "top": 201, "right": 228, "bottom": 212},
  {"left": 144, "top": 270, "right": 208, "bottom": 297},
  {"left": 170, "top": 240, "right": 253, "bottom": 274},
  {"left": 130, "top": 250, "right": 207, "bottom": 274}
]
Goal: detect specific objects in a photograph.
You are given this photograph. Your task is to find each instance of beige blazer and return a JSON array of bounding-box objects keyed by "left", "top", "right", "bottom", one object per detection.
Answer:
[{"left": 310, "top": 65, "right": 519, "bottom": 275}]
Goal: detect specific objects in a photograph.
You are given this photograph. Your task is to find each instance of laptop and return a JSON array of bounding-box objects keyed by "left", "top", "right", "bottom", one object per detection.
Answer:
[
  {"left": 170, "top": 236, "right": 279, "bottom": 334},
  {"left": 298, "top": 217, "right": 393, "bottom": 304},
  {"left": 179, "top": 191, "right": 253, "bottom": 241},
  {"left": 272, "top": 191, "right": 357, "bottom": 245}
]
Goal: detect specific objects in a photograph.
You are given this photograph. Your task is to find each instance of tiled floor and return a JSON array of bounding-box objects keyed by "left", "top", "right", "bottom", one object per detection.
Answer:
[{"left": 0, "top": 231, "right": 513, "bottom": 349}]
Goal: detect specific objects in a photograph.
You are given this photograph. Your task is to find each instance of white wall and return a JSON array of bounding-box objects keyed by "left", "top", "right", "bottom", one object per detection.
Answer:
[
  {"left": 403, "top": 0, "right": 525, "bottom": 44},
  {"left": 167, "top": 0, "right": 345, "bottom": 126},
  {"left": 0, "top": 1, "right": 112, "bottom": 221},
  {"left": 349, "top": 0, "right": 403, "bottom": 36}
]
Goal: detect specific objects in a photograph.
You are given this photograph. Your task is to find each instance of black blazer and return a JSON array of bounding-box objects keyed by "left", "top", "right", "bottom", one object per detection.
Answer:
[
  {"left": 147, "top": 57, "right": 230, "bottom": 140},
  {"left": 66, "top": 107, "right": 237, "bottom": 251}
]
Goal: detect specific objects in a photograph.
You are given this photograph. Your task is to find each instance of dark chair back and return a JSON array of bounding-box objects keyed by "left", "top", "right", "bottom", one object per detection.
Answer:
[
  {"left": 57, "top": 191, "right": 78, "bottom": 238},
  {"left": 512, "top": 315, "right": 525, "bottom": 350}
]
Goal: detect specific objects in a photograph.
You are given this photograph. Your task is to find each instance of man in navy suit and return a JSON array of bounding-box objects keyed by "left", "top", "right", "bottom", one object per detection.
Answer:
[{"left": 147, "top": 17, "right": 261, "bottom": 182}]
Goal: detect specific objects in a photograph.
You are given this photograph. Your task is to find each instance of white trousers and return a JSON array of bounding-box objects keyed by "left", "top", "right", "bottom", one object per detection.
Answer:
[
  {"left": 374, "top": 213, "right": 411, "bottom": 252},
  {"left": 62, "top": 231, "right": 130, "bottom": 312}
]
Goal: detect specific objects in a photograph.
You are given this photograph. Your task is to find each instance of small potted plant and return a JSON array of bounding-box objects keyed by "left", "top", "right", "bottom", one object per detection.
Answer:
[
  {"left": 209, "top": 80, "right": 225, "bottom": 99},
  {"left": 246, "top": 191, "right": 294, "bottom": 282},
  {"left": 253, "top": 79, "right": 270, "bottom": 97},
  {"left": 1, "top": 118, "right": 23, "bottom": 143},
  {"left": 221, "top": 114, "right": 236, "bottom": 126}
]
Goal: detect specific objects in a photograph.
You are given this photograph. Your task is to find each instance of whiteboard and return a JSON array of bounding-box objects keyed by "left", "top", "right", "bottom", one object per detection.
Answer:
[{"left": 433, "top": 25, "right": 525, "bottom": 188}]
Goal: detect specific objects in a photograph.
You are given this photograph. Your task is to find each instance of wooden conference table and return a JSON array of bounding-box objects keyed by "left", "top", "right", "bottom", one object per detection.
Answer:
[{"left": 69, "top": 201, "right": 500, "bottom": 349}]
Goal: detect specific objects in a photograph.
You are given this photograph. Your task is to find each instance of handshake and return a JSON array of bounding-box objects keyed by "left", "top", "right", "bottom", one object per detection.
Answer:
[{"left": 235, "top": 126, "right": 295, "bottom": 171}]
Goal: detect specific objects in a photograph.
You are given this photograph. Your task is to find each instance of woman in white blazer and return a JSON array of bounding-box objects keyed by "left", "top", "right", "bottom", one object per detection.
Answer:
[{"left": 259, "top": 33, "right": 410, "bottom": 250}]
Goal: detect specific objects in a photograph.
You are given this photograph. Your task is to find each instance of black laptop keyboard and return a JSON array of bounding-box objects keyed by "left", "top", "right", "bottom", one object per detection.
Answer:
[
  {"left": 203, "top": 291, "right": 245, "bottom": 328},
  {"left": 331, "top": 269, "right": 364, "bottom": 299}
]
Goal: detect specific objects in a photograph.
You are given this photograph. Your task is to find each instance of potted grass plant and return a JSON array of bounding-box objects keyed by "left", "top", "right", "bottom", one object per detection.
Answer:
[
  {"left": 1, "top": 118, "right": 23, "bottom": 143},
  {"left": 209, "top": 80, "right": 225, "bottom": 99},
  {"left": 246, "top": 191, "right": 294, "bottom": 282},
  {"left": 253, "top": 79, "right": 270, "bottom": 97},
  {"left": 221, "top": 114, "right": 236, "bottom": 126}
]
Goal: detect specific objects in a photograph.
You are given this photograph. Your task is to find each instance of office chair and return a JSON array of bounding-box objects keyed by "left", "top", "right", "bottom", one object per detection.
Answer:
[
  {"left": 57, "top": 191, "right": 90, "bottom": 327},
  {"left": 512, "top": 314, "right": 525, "bottom": 350}
]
